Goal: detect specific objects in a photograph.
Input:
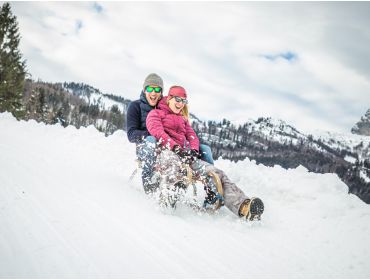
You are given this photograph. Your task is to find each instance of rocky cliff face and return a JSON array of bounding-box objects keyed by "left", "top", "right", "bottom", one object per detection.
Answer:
[{"left": 352, "top": 109, "right": 370, "bottom": 136}]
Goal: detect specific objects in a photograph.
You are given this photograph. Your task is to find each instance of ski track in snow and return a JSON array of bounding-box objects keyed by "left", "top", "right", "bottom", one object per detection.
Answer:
[{"left": 1, "top": 112, "right": 370, "bottom": 278}]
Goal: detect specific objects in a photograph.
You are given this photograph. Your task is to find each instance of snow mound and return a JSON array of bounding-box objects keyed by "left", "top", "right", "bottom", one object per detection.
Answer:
[{"left": 1, "top": 112, "right": 370, "bottom": 278}]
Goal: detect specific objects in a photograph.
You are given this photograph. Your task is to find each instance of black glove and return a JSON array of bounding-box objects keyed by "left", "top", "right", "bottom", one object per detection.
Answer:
[
  {"left": 183, "top": 149, "right": 200, "bottom": 165},
  {"left": 185, "top": 149, "right": 201, "bottom": 165},
  {"left": 172, "top": 145, "right": 183, "bottom": 156},
  {"left": 172, "top": 146, "right": 201, "bottom": 165},
  {"left": 172, "top": 145, "right": 190, "bottom": 164},
  {"left": 190, "top": 149, "right": 201, "bottom": 160}
]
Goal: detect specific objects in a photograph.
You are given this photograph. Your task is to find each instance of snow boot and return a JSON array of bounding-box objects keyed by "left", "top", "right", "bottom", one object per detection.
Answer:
[
  {"left": 239, "top": 197, "right": 264, "bottom": 221},
  {"left": 143, "top": 171, "right": 161, "bottom": 194},
  {"left": 144, "top": 182, "right": 159, "bottom": 194}
]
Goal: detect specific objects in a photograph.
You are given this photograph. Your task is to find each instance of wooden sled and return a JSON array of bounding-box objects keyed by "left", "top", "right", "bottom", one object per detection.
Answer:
[{"left": 130, "top": 161, "right": 224, "bottom": 213}]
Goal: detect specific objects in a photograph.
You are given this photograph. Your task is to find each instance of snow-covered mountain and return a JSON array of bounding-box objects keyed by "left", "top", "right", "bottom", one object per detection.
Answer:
[
  {"left": 314, "top": 130, "right": 370, "bottom": 162},
  {"left": 352, "top": 109, "right": 370, "bottom": 136},
  {"left": 1, "top": 112, "right": 370, "bottom": 278},
  {"left": 23, "top": 80, "right": 129, "bottom": 135},
  {"left": 62, "top": 82, "right": 129, "bottom": 114},
  {"left": 192, "top": 116, "right": 370, "bottom": 204}
]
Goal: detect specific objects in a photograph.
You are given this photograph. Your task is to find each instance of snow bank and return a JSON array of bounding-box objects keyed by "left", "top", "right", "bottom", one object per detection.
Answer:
[{"left": 1, "top": 112, "right": 370, "bottom": 278}]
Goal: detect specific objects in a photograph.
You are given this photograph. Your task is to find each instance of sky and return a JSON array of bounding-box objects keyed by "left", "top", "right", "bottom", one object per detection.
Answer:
[{"left": 7, "top": 1, "right": 370, "bottom": 134}]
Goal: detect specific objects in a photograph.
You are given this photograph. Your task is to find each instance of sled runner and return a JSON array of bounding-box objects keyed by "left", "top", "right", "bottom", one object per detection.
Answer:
[
  {"left": 129, "top": 159, "right": 142, "bottom": 181},
  {"left": 161, "top": 165, "right": 224, "bottom": 212}
]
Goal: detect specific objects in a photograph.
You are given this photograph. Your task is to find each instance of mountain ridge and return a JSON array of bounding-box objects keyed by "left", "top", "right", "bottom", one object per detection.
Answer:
[{"left": 20, "top": 79, "right": 370, "bottom": 204}]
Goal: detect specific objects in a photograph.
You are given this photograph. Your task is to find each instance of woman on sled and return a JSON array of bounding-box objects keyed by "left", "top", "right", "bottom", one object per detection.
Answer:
[{"left": 146, "top": 85, "right": 264, "bottom": 221}]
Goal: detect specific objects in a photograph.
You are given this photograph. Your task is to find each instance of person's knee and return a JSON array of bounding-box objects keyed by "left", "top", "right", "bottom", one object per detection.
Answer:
[
  {"left": 200, "top": 144, "right": 211, "bottom": 154},
  {"left": 144, "top": 136, "right": 157, "bottom": 153},
  {"left": 137, "top": 136, "right": 157, "bottom": 160},
  {"left": 200, "top": 144, "right": 214, "bottom": 164},
  {"left": 145, "top": 135, "right": 157, "bottom": 144}
]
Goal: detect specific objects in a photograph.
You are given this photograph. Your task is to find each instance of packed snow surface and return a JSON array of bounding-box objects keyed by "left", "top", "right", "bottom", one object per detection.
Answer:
[{"left": 1, "top": 112, "right": 370, "bottom": 278}]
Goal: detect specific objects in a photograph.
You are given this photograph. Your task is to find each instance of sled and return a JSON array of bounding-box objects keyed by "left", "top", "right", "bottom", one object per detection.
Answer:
[
  {"left": 182, "top": 165, "right": 224, "bottom": 211},
  {"left": 130, "top": 159, "right": 224, "bottom": 213}
]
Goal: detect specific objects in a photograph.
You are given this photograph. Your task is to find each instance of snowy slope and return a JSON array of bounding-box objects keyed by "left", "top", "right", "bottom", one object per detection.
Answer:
[{"left": 1, "top": 112, "right": 370, "bottom": 278}]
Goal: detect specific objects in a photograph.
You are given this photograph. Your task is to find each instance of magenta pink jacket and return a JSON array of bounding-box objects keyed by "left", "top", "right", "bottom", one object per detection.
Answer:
[{"left": 146, "top": 97, "right": 200, "bottom": 151}]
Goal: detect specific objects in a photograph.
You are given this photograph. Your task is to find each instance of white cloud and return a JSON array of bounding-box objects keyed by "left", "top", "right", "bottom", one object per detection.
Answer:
[{"left": 10, "top": 1, "right": 370, "bottom": 133}]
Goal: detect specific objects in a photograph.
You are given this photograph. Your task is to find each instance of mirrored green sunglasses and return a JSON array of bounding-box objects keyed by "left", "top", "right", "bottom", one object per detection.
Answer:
[{"left": 146, "top": 86, "right": 162, "bottom": 93}]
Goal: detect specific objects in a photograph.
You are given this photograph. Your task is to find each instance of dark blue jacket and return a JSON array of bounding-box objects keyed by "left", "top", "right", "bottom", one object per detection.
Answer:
[{"left": 126, "top": 91, "right": 156, "bottom": 143}]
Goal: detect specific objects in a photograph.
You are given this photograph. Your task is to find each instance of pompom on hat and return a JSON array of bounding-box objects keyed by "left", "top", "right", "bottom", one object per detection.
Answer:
[
  {"left": 168, "top": 86, "right": 187, "bottom": 99},
  {"left": 143, "top": 73, "right": 163, "bottom": 90}
]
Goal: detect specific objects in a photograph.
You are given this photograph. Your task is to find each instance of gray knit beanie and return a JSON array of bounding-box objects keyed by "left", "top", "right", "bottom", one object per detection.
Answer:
[{"left": 143, "top": 73, "right": 163, "bottom": 90}]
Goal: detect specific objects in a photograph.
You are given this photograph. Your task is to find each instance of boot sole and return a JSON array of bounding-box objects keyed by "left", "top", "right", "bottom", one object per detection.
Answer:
[{"left": 247, "top": 197, "right": 264, "bottom": 221}]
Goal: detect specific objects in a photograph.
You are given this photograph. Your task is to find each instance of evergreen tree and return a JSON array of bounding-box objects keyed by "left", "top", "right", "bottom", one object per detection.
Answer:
[{"left": 0, "top": 2, "right": 27, "bottom": 118}]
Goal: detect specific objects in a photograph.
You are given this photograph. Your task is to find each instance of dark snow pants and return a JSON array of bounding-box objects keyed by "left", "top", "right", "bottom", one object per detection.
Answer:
[{"left": 136, "top": 136, "right": 158, "bottom": 193}]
